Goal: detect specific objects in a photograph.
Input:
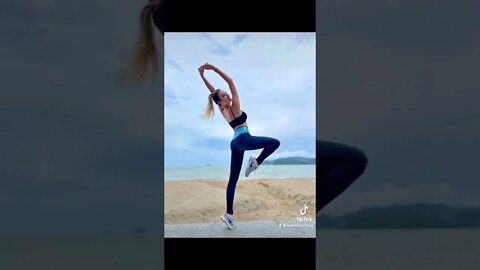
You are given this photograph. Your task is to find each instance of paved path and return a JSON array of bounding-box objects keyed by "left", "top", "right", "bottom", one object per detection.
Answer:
[{"left": 165, "top": 219, "right": 316, "bottom": 238}]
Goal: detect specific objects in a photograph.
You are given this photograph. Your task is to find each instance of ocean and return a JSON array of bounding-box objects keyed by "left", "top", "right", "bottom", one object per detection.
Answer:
[{"left": 164, "top": 164, "right": 316, "bottom": 181}]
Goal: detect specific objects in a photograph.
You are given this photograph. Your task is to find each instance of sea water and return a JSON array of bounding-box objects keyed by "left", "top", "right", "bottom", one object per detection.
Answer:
[{"left": 164, "top": 164, "right": 315, "bottom": 181}]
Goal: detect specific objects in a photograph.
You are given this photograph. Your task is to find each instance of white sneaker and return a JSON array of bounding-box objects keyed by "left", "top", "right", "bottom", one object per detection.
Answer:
[
  {"left": 220, "top": 213, "right": 235, "bottom": 230},
  {"left": 244, "top": 156, "right": 259, "bottom": 177}
]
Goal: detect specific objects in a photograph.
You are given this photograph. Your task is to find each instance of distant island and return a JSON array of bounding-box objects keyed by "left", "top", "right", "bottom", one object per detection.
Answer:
[
  {"left": 263, "top": 156, "right": 315, "bottom": 165},
  {"left": 317, "top": 203, "right": 480, "bottom": 229}
]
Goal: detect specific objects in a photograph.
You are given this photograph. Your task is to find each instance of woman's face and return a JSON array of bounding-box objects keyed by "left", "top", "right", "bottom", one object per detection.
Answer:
[{"left": 218, "top": 90, "right": 232, "bottom": 107}]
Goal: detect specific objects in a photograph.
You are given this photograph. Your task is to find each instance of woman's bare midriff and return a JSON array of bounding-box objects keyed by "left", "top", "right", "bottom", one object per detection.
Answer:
[{"left": 233, "top": 122, "right": 248, "bottom": 130}]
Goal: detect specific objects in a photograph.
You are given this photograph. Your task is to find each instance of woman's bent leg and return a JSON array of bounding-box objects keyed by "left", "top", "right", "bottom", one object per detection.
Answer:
[{"left": 238, "top": 134, "right": 280, "bottom": 165}]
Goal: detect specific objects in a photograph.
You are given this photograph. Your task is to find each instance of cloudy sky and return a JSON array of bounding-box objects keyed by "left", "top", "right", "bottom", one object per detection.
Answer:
[{"left": 164, "top": 33, "right": 316, "bottom": 167}]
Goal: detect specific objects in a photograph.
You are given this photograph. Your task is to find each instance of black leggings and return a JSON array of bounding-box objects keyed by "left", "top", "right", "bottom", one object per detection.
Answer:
[
  {"left": 316, "top": 140, "right": 368, "bottom": 214},
  {"left": 226, "top": 132, "right": 280, "bottom": 214}
]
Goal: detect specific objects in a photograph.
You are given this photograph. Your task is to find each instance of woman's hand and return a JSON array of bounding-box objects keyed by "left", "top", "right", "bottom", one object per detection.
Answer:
[{"left": 203, "top": 63, "right": 217, "bottom": 71}]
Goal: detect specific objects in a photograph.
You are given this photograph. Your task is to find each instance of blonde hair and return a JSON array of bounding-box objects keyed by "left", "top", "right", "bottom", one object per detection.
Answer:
[
  {"left": 129, "top": 5, "right": 158, "bottom": 82},
  {"left": 203, "top": 93, "right": 215, "bottom": 119}
]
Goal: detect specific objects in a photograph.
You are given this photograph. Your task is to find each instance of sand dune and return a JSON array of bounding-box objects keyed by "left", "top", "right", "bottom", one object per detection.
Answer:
[{"left": 165, "top": 178, "right": 315, "bottom": 224}]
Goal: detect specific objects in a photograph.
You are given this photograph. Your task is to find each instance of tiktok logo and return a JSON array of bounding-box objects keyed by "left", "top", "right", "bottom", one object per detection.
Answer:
[
  {"left": 296, "top": 204, "right": 312, "bottom": 222},
  {"left": 299, "top": 204, "right": 309, "bottom": 216}
]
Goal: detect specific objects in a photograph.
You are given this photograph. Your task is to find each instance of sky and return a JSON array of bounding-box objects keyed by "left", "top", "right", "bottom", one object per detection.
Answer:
[
  {"left": 0, "top": 0, "right": 479, "bottom": 237},
  {"left": 164, "top": 33, "right": 316, "bottom": 167}
]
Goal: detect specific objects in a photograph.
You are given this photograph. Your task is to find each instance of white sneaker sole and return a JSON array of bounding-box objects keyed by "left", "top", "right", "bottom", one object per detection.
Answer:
[
  {"left": 220, "top": 215, "right": 234, "bottom": 230},
  {"left": 245, "top": 157, "right": 256, "bottom": 177}
]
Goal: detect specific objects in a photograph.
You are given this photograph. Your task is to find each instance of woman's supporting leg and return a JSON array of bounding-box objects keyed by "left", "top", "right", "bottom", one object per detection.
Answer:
[
  {"left": 316, "top": 140, "right": 368, "bottom": 213},
  {"left": 226, "top": 143, "right": 244, "bottom": 215}
]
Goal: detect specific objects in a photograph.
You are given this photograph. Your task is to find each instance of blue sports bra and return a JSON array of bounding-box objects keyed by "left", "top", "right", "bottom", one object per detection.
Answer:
[{"left": 228, "top": 108, "right": 247, "bottom": 129}]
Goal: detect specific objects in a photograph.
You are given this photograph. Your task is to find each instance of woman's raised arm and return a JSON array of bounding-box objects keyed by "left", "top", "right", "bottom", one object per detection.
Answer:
[
  {"left": 204, "top": 64, "right": 240, "bottom": 107},
  {"left": 198, "top": 65, "right": 215, "bottom": 93}
]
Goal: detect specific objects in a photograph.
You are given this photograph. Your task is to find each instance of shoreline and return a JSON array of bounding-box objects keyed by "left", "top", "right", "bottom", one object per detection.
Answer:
[{"left": 164, "top": 177, "right": 315, "bottom": 181}]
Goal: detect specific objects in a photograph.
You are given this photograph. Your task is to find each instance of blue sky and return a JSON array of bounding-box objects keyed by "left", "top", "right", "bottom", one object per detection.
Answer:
[{"left": 164, "top": 33, "right": 316, "bottom": 167}]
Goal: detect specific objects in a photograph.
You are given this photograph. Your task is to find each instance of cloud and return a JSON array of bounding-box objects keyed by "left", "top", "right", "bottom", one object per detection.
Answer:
[
  {"left": 233, "top": 34, "right": 250, "bottom": 46},
  {"left": 166, "top": 56, "right": 183, "bottom": 72},
  {"left": 200, "top": 33, "right": 232, "bottom": 56},
  {"left": 165, "top": 85, "right": 190, "bottom": 106}
]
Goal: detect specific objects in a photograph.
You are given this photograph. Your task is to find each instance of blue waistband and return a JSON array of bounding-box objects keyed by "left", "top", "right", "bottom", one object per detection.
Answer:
[{"left": 232, "top": 126, "right": 249, "bottom": 140}]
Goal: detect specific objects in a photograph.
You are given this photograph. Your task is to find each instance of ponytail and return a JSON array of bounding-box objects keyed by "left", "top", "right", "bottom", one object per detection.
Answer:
[
  {"left": 130, "top": 4, "right": 158, "bottom": 82},
  {"left": 203, "top": 93, "right": 215, "bottom": 119}
]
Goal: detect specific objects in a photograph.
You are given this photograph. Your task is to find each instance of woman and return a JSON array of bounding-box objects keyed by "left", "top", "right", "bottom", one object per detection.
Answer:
[
  {"left": 132, "top": 0, "right": 368, "bottom": 226},
  {"left": 198, "top": 63, "right": 281, "bottom": 230}
]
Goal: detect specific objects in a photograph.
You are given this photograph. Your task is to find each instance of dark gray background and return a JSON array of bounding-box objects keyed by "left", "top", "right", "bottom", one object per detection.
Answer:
[
  {"left": 317, "top": 0, "right": 480, "bottom": 215},
  {"left": 1, "top": 1, "right": 164, "bottom": 237}
]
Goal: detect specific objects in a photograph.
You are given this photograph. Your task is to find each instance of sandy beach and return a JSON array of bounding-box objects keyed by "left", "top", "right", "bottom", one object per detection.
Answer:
[{"left": 165, "top": 178, "right": 315, "bottom": 224}]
